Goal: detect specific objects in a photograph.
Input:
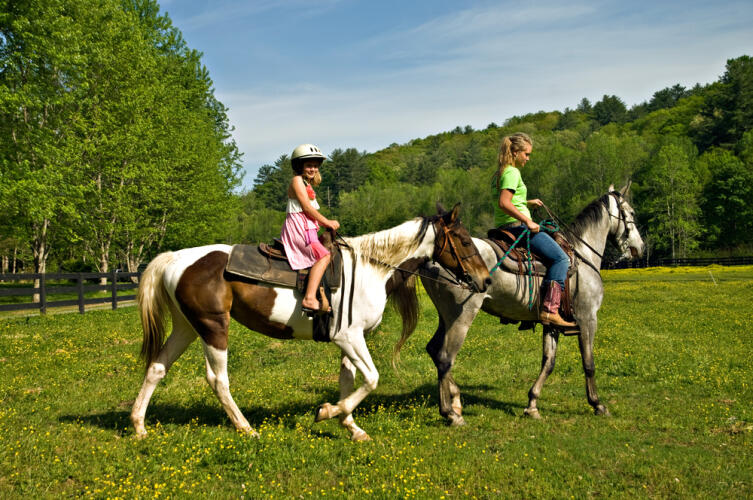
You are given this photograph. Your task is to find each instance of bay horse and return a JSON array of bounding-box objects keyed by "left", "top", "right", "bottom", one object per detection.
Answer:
[
  {"left": 130, "top": 204, "right": 490, "bottom": 441},
  {"left": 416, "top": 185, "right": 644, "bottom": 424}
]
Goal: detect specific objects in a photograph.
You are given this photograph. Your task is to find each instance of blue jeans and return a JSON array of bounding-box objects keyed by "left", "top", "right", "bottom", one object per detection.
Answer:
[{"left": 505, "top": 225, "right": 569, "bottom": 288}]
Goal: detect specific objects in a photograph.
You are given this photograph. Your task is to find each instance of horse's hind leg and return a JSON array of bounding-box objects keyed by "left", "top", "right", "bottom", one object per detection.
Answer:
[
  {"left": 202, "top": 343, "right": 258, "bottom": 437},
  {"left": 335, "top": 354, "right": 370, "bottom": 441},
  {"left": 524, "top": 328, "right": 560, "bottom": 419},
  {"left": 131, "top": 307, "right": 197, "bottom": 437}
]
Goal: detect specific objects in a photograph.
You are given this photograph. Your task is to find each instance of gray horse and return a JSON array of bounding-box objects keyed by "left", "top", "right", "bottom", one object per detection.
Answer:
[{"left": 419, "top": 184, "right": 644, "bottom": 424}]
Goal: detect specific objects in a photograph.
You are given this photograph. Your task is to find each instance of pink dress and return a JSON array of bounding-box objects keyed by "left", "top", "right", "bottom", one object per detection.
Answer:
[{"left": 280, "top": 183, "right": 330, "bottom": 270}]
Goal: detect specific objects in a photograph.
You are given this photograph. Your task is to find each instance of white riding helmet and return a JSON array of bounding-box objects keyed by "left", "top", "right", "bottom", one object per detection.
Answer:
[{"left": 291, "top": 143, "right": 326, "bottom": 162}]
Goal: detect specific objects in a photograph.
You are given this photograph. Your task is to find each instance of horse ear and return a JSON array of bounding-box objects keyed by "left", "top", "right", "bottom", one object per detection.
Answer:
[
  {"left": 608, "top": 184, "right": 615, "bottom": 193},
  {"left": 436, "top": 202, "right": 446, "bottom": 215},
  {"left": 620, "top": 180, "right": 632, "bottom": 196},
  {"left": 450, "top": 202, "right": 461, "bottom": 222}
]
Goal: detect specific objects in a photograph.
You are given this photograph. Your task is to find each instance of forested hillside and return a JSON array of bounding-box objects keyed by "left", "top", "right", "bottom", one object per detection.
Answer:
[
  {"left": 1, "top": 0, "right": 751, "bottom": 273},
  {"left": 244, "top": 55, "right": 753, "bottom": 263}
]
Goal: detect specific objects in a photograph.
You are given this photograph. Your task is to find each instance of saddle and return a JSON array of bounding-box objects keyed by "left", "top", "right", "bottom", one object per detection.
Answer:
[
  {"left": 224, "top": 232, "right": 342, "bottom": 293},
  {"left": 485, "top": 227, "right": 577, "bottom": 331}
]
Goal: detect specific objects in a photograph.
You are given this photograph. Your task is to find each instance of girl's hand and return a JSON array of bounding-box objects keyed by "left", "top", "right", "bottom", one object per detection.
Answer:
[
  {"left": 525, "top": 219, "right": 540, "bottom": 233},
  {"left": 527, "top": 198, "right": 543, "bottom": 207},
  {"left": 325, "top": 219, "right": 340, "bottom": 232}
]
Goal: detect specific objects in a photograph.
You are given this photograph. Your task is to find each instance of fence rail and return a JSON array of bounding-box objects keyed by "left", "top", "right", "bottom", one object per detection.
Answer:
[
  {"left": 0, "top": 271, "right": 140, "bottom": 314},
  {"left": 606, "top": 256, "right": 753, "bottom": 269}
]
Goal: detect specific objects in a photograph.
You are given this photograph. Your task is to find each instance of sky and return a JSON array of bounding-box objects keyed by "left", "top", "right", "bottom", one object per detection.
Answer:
[{"left": 159, "top": 0, "right": 753, "bottom": 190}]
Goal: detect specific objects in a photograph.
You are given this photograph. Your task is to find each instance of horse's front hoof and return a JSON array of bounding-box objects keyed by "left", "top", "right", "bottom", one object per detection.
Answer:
[
  {"left": 315, "top": 403, "right": 336, "bottom": 422},
  {"left": 239, "top": 427, "right": 260, "bottom": 438},
  {"left": 594, "top": 405, "right": 611, "bottom": 417},
  {"left": 523, "top": 408, "right": 542, "bottom": 419},
  {"left": 447, "top": 413, "right": 466, "bottom": 427}
]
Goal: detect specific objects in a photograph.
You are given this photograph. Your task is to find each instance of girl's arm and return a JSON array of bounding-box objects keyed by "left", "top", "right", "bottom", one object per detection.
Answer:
[
  {"left": 290, "top": 176, "right": 339, "bottom": 230},
  {"left": 499, "top": 189, "right": 539, "bottom": 233}
]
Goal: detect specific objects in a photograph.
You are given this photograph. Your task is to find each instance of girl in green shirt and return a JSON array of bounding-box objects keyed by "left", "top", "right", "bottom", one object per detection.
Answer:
[{"left": 492, "top": 133, "right": 575, "bottom": 328}]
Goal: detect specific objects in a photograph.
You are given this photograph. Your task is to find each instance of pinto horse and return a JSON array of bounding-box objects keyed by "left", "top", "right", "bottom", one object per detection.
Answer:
[
  {"left": 416, "top": 185, "right": 644, "bottom": 424},
  {"left": 131, "top": 204, "right": 490, "bottom": 441}
]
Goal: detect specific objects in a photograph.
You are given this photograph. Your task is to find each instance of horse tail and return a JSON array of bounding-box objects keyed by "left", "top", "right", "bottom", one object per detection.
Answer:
[
  {"left": 389, "top": 271, "right": 420, "bottom": 371},
  {"left": 138, "top": 251, "right": 174, "bottom": 370}
]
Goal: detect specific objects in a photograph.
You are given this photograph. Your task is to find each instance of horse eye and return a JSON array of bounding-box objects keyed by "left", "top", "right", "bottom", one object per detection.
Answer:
[{"left": 462, "top": 240, "right": 472, "bottom": 246}]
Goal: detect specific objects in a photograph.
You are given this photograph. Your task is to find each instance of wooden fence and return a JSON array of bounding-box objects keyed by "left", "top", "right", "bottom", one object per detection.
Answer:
[{"left": 0, "top": 271, "right": 140, "bottom": 314}]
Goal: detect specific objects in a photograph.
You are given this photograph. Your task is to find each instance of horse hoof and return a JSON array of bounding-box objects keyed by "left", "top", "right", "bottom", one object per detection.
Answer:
[
  {"left": 133, "top": 431, "right": 147, "bottom": 440},
  {"left": 448, "top": 413, "right": 466, "bottom": 427},
  {"left": 595, "top": 405, "right": 611, "bottom": 417},
  {"left": 240, "top": 427, "right": 260, "bottom": 438},
  {"left": 523, "top": 408, "right": 542, "bottom": 419},
  {"left": 315, "top": 403, "right": 335, "bottom": 422},
  {"left": 351, "top": 429, "right": 372, "bottom": 442}
]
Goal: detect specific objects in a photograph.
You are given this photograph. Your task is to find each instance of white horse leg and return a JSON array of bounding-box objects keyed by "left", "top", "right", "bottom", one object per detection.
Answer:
[
  {"left": 336, "top": 355, "right": 370, "bottom": 441},
  {"left": 524, "top": 328, "right": 560, "bottom": 419},
  {"left": 315, "top": 330, "right": 378, "bottom": 441},
  {"left": 131, "top": 308, "right": 197, "bottom": 437},
  {"left": 202, "top": 343, "right": 258, "bottom": 437},
  {"left": 577, "top": 319, "right": 610, "bottom": 416}
]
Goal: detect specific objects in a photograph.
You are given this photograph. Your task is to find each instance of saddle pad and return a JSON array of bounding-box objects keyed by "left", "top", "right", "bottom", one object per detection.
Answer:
[{"left": 225, "top": 244, "right": 341, "bottom": 290}]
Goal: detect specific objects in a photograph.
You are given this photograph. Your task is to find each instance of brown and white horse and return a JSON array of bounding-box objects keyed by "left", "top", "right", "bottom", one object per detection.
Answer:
[{"left": 130, "top": 204, "right": 490, "bottom": 441}]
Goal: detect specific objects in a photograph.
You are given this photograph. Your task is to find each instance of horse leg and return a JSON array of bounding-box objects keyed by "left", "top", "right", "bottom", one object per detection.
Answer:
[
  {"left": 202, "top": 342, "right": 259, "bottom": 437},
  {"left": 335, "top": 354, "right": 370, "bottom": 441},
  {"left": 426, "top": 307, "right": 476, "bottom": 427},
  {"left": 315, "top": 330, "right": 378, "bottom": 441},
  {"left": 524, "top": 327, "right": 560, "bottom": 419},
  {"left": 578, "top": 321, "right": 610, "bottom": 416},
  {"left": 131, "top": 307, "right": 197, "bottom": 437}
]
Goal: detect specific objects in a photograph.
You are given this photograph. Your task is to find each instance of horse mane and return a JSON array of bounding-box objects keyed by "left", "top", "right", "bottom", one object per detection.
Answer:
[
  {"left": 347, "top": 216, "right": 434, "bottom": 270},
  {"left": 568, "top": 194, "right": 610, "bottom": 239}
]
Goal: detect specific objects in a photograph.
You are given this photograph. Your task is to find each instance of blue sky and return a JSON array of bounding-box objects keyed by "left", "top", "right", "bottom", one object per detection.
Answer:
[{"left": 159, "top": 0, "right": 753, "bottom": 190}]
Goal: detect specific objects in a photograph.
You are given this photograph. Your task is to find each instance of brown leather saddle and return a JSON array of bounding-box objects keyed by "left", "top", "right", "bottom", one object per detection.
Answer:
[
  {"left": 485, "top": 227, "right": 577, "bottom": 330},
  {"left": 224, "top": 232, "right": 341, "bottom": 294}
]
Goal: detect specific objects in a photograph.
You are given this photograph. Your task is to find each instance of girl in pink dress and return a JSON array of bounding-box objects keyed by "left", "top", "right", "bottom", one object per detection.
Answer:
[{"left": 280, "top": 144, "right": 340, "bottom": 314}]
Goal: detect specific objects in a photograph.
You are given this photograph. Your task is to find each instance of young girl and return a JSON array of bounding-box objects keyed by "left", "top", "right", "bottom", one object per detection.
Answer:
[
  {"left": 280, "top": 144, "right": 340, "bottom": 314},
  {"left": 492, "top": 133, "right": 575, "bottom": 328}
]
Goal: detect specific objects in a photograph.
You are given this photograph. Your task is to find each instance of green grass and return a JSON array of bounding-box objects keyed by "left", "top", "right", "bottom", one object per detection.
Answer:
[{"left": 1, "top": 266, "right": 751, "bottom": 498}]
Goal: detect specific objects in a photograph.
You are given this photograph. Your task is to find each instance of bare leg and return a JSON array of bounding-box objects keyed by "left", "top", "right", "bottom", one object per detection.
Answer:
[
  {"left": 302, "top": 254, "right": 330, "bottom": 311},
  {"left": 202, "top": 343, "right": 259, "bottom": 436},
  {"left": 131, "top": 307, "right": 197, "bottom": 437},
  {"left": 314, "top": 329, "right": 378, "bottom": 441},
  {"left": 524, "top": 327, "right": 560, "bottom": 419},
  {"left": 578, "top": 319, "right": 610, "bottom": 416},
  {"left": 336, "top": 355, "right": 370, "bottom": 441}
]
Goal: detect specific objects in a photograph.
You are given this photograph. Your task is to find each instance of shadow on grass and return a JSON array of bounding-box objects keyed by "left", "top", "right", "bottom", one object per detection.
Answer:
[{"left": 59, "top": 382, "right": 524, "bottom": 435}]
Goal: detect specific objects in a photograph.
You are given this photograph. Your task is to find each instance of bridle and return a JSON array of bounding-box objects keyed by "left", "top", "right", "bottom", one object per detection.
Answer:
[{"left": 432, "top": 216, "right": 484, "bottom": 292}]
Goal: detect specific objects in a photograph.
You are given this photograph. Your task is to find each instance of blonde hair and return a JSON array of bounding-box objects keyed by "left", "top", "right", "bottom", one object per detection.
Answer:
[{"left": 492, "top": 132, "right": 532, "bottom": 190}]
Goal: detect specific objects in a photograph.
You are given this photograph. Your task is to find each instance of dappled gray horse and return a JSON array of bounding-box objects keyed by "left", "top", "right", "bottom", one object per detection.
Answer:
[{"left": 420, "top": 184, "right": 644, "bottom": 424}]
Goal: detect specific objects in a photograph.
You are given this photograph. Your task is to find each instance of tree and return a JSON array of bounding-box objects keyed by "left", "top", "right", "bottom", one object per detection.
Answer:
[
  {"left": 698, "top": 148, "right": 753, "bottom": 249},
  {"left": 638, "top": 138, "right": 703, "bottom": 259},
  {"left": 592, "top": 95, "right": 627, "bottom": 125}
]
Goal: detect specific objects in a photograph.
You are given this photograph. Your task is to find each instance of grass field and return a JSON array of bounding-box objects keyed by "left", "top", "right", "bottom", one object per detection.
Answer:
[{"left": 1, "top": 266, "right": 751, "bottom": 498}]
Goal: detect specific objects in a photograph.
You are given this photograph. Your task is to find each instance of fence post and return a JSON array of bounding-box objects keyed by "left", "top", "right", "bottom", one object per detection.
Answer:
[
  {"left": 111, "top": 270, "right": 118, "bottom": 310},
  {"left": 40, "top": 273, "right": 47, "bottom": 315},
  {"left": 78, "top": 275, "right": 85, "bottom": 314}
]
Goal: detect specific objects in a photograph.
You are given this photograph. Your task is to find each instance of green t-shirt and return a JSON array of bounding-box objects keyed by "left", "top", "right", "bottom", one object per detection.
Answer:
[{"left": 493, "top": 166, "right": 530, "bottom": 227}]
